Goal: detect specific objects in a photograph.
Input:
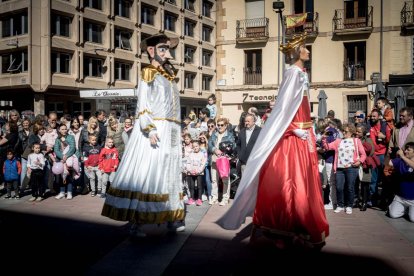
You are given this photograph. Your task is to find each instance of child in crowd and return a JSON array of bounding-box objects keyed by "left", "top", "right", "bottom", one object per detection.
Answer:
[
  {"left": 198, "top": 131, "right": 211, "bottom": 201},
  {"left": 188, "top": 109, "right": 197, "bottom": 124},
  {"left": 83, "top": 134, "right": 102, "bottom": 197},
  {"left": 206, "top": 94, "right": 217, "bottom": 120},
  {"left": 60, "top": 135, "right": 81, "bottom": 183},
  {"left": 98, "top": 137, "right": 119, "bottom": 198},
  {"left": 27, "top": 143, "right": 46, "bottom": 201},
  {"left": 182, "top": 133, "right": 193, "bottom": 199},
  {"left": 41, "top": 124, "right": 58, "bottom": 162},
  {"left": 387, "top": 142, "right": 414, "bottom": 222},
  {"left": 184, "top": 141, "right": 206, "bottom": 206},
  {"left": 3, "top": 149, "right": 21, "bottom": 199}
]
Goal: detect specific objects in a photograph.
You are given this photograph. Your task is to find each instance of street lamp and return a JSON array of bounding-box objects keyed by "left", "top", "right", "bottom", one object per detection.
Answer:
[{"left": 273, "top": 1, "right": 285, "bottom": 84}]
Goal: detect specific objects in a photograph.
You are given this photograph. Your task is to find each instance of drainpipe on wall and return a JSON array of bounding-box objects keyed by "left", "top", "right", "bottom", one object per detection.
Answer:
[{"left": 380, "top": 0, "right": 383, "bottom": 81}]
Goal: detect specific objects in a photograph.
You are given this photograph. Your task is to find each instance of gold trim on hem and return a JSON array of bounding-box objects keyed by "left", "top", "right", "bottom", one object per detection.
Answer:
[
  {"left": 102, "top": 204, "right": 185, "bottom": 223},
  {"left": 255, "top": 224, "right": 326, "bottom": 244}
]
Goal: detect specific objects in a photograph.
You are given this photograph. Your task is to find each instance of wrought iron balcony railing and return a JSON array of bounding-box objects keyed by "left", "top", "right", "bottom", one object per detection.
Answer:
[
  {"left": 333, "top": 6, "right": 373, "bottom": 32},
  {"left": 244, "top": 67, "right": 262, "bottom": 85},
  {"left": 284, "top": 12, "right": 319, "bottom": 38},
  {"left": 236, "top": 18, "right": 269, "bottom": 42},
  {"left": 344, "top": 62, "right": 365, "bottom": 81},
  {"left": 401, "top": 1, "right": 414, "bottom": 26}
]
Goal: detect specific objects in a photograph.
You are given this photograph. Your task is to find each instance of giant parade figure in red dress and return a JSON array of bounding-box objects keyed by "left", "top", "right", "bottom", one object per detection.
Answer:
[{"left": 217, "top": 33, "right": 329, "bottom": 249}]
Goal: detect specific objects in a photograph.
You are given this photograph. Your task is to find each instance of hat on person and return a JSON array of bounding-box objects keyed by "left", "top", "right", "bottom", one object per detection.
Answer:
[{"left": 140, "top": 33, "right": 179, "bottom": 52}]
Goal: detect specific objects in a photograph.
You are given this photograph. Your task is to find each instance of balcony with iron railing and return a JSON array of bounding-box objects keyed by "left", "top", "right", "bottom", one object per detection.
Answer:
[
  {"left": 401, "top": 1, "right": 414, "bottom": 34},
  {"left": 284, "top": 12, "right": 319, "bottom": 38},
  {"left": 344, "top": 61, "right": 365, "bottom": 81},
  {"left": 244, "top": 67, "right": 262, "bottom": 85},
  {"left": 333, "top": 6, "right": 373, "bottom": 35},
  {"left": 236, "top": 18, "right": 269, "bottom": 43}
]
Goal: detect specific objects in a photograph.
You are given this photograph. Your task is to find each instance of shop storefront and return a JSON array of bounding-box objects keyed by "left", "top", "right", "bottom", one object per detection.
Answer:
[
  {"left": 79, "top": 89, "right": 137, "bottom": 117},
  {"left": 220, "top": 89, "right": 278, "bottom": 124}
]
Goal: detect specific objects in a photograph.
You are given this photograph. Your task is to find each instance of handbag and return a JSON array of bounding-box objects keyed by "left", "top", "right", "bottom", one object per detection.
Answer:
[{"left": 216, "top": 155, "right": 230, "bottom": 179}]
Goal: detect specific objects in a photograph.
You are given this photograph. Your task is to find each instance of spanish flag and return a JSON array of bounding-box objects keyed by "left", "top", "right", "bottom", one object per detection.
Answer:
[{"left": 286, "top": 13, "right": 308, "bottom": 28}]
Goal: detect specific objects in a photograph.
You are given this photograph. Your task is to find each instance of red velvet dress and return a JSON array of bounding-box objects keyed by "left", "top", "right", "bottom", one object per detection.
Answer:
[{"left": 253, "top": 94, "right": 329, "bottom": 245}]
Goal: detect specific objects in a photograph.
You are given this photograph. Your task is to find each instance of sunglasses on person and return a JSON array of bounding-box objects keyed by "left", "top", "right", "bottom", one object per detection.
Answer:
[
  {"left": 208, "top": 125, "right": 215, "bottom": 128},
  {"left": 217, "top": 124, "right": 225, "bottom": 127}
]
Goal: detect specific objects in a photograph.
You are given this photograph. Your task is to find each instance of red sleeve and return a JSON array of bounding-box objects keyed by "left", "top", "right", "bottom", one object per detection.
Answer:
[
  {"left": 114, "top": 149, "right": 119, "bottom": 168},
  {"left": 98, "top": 149, "right": 105, "bottom": 170},
  {"left": 385, "top": 126, "right": 392, "bottom": 144}
]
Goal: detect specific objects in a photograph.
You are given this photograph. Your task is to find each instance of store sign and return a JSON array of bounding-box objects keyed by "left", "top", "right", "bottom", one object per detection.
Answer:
[
  {"left": 80, "top": 89, "right": 136, "bottom": 98},
  {"left": 242, "top": 93, "right": 277, "bottom": 102}
]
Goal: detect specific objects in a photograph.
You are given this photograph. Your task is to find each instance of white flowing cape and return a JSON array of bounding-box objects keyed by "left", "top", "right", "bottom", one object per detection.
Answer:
[{"left": 216, "top": 65, "right": 307, "bottom": 229}]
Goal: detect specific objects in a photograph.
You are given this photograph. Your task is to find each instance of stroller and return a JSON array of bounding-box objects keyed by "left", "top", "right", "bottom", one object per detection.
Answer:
[{"left": 218, "top": 141, "right": 241, "bottom": 199}]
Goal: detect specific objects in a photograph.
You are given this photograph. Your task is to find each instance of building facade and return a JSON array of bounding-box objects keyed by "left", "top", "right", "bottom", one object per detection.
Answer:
[
  {"left": 215, "top": 0, "right": 414, "bottom": 125},
  {"left": 0, "top": 0, "right": 216, "bottom": 118}
]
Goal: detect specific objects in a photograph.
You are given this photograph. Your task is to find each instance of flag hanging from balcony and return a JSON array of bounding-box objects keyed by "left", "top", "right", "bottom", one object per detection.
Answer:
[{"left": 286, "top": 13, "right": 308, "bottom": 28}]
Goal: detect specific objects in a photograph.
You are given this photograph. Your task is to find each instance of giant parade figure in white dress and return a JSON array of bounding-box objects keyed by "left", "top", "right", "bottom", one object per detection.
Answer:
[{"left": 101, "top": 34, "right": 185, "bottom": 237}]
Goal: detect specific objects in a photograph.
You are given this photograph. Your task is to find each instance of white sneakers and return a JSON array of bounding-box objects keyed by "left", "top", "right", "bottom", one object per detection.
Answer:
[
  {"left": 334, "top": 206, "right": 353, "bottom": 214},
  {"left": 208, "top": 197, "right": 218, "bottom": 205},
  {"left": 55, "top": 192, "right": 72, "bottom": 200},
  {"left": 219, "top": 200, "right": 228, "bottom": 206},
  {"left": 324, "top": 203, "right": 333, "bottom": 210},
  {"left": 55, "top": 193, "right": 65, "bottom": 199}
]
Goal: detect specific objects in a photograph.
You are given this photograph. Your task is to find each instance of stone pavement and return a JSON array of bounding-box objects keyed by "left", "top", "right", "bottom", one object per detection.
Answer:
[
  {"left": 1, "top": 192, "right": 414, "bottom": 275},
  {"left": 166, "top": 204, "right": 414, "bottom": 276}
]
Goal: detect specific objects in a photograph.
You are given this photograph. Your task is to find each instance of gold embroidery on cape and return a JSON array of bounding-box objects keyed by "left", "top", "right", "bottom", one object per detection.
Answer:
[{"left": 141, "top": 65, "right": 176, "bottom": 83}]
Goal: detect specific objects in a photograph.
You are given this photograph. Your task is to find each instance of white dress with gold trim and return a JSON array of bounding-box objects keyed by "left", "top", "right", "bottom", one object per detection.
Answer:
[{"left": 102, "top": 65, "right": 185, "bottom": 224}]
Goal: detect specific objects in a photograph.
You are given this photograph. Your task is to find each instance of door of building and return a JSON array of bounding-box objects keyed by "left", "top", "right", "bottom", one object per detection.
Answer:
[{"left": 348, "top": 95, "right": 367, "bottom": 123}]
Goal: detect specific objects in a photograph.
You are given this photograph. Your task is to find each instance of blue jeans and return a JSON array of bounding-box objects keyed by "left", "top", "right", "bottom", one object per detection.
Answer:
[
  {"left": 60, "top": 183, "right": 73, "bottom": 194},
  {"left": 203, "top": 165, "right": 212, "bottom": 197},
  {"left": 370, "top": 154, "right": 385, "bottom": 201},
  {"left": 335, "top": 167, "right": 359, "bottom": 208}
]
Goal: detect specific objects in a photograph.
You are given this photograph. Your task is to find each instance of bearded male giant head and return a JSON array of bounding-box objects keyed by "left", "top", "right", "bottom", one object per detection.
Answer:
[{"left": 141, "top": 34, "right": 178, "bottom": 77}]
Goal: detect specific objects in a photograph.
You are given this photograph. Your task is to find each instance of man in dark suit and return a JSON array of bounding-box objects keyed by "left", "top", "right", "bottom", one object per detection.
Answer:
[{"left": 236, "top": 114, "right": 261, "bottom": 176}]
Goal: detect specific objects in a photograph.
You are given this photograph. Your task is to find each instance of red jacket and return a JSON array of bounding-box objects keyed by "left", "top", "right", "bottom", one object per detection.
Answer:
[
  {"left": 370, "top": 122, "right": 391, "bottom": 155},
  {"left": 98, "top": 147, "right": 119, "bottom": 173}
]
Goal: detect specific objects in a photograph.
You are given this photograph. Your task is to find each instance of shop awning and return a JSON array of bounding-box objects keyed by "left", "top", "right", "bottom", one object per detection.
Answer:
[{"left": 80, "top": 89, "right": 136, "bottom": 99}]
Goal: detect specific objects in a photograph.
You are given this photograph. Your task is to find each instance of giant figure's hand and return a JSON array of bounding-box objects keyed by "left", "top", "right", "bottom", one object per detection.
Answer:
[
  {"left": 293, "top": 129, "right": 308, "bottom": 140},
  {"left": 149, "top": 133, "right": 160, "bottom": 145}
]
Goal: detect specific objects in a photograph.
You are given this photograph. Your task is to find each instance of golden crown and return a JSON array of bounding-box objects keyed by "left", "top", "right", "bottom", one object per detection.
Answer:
[{"left": 279, "top": 33, "right": 307, "bottom": 54}]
